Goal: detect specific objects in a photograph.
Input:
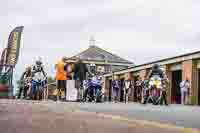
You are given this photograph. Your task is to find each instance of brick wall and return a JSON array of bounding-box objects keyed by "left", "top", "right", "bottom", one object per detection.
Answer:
[
  {"left": 139, "top": 69, "right": 147, "bottom": 81},
  {"left": 182, "top": 60, "right": 193, "bottom": 104}
]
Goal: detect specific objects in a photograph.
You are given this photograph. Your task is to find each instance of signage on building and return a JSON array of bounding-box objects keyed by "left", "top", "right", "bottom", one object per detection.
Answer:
[{"left": 170, "top": 64, "right": 182, "bottom": 71}]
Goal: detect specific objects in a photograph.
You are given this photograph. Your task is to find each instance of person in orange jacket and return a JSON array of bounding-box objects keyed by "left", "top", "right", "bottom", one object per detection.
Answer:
[{"left": 55, "top": 57, "right": 68, "bottom": 101}]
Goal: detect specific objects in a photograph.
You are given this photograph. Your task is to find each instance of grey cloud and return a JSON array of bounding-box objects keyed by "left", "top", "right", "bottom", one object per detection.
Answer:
[{"left": 1, "top": 0, "right": 200, "bottom": 82}]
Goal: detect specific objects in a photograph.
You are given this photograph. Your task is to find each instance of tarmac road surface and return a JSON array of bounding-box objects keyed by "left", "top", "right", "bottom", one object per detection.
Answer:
[
  {"left": 0, "top": 99, "right": 195, "bottom": 133},
  {"left": 68, "top": 102, "right": 200, "bottom": 129}
]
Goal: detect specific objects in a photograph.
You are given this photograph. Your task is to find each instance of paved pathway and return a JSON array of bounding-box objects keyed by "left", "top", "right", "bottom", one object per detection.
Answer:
[{"left": 0, "top": 99, "right": 194, "bottom": 133}]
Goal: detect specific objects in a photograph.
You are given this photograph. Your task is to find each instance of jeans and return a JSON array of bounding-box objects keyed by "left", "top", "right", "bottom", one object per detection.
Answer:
[
  {"left": 31, "top": 80, "right": 45, "bottom": 99},
  {"left": 181, "top": 90, "right": 187, "bottom": 105}
]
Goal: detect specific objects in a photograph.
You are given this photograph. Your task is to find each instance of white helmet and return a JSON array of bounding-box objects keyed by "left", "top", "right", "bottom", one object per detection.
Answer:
[{"left": 35, "top": 57, "right": 43, "bottom": 66}]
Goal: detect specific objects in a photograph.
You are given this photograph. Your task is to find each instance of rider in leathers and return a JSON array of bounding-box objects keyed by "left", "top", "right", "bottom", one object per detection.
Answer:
[
  {"left": 148, "top": 64, "right": 165, "bottom": 105},
  {"left": 31, "top": 59, "right": 47, "bottom": 100},
  {"left": 149, "top": 64, "right": 164, "bottom": 79},
  {"left": 18, "top": 66, "right": 32, "bottom": 99}
]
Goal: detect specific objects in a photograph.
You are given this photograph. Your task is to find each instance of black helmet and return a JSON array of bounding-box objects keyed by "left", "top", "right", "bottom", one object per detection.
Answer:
[{"left": 152, "top": 64, "right": 160, "bottom": 69}]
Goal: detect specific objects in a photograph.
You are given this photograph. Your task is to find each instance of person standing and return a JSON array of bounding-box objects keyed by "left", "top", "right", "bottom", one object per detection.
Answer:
[
  {"left": 160, "top": 76, "right": 169, "bottom": 106},
  {"left": 180, "top": 78, "right": 190, "bottom": 105},
  {"left": 112, "top": 76, "right": 120, "bottom": 103},
  {"left": 66, "top": 63, "right": 73, "bottom": 80},
  {"left": 55, "top": 57, "right": 68, "bottom": 101},
  {"left": 123, "top": 76, "right": 132, "bottom": 104},
  {"left": 135, "top": 77, "right": 143, "bottom": 102},
  {"left": 73, "top": 58, "right": 88, "bottom": 101},
  {"left": 31, "top": 58, "right": 47, "bottom": 100}
]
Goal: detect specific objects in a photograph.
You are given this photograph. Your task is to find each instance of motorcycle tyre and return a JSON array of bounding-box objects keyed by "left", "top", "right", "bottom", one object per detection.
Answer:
[
  {"left": 95, "top": 96, "right": 102, "bottom": 103},
  {"left": 152, "top": 97, "right": 159, "bottom": 105}
]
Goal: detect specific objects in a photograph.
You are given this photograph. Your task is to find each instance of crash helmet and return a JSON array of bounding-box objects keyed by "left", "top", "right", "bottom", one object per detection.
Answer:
[
  {"left": 152, "top": 64, "right": 160, "bottom": 70},
  {"left": 35, "top": 57, "right": 43, "bottom": 66},
  {"left": 89, "top": 63, "right": 95, "bottom": 74}
]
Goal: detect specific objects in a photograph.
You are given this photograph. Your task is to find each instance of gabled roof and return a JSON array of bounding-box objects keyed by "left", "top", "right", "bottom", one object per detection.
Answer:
[{"left": 70, "top": 45, "right": 133, "bottom": 65}]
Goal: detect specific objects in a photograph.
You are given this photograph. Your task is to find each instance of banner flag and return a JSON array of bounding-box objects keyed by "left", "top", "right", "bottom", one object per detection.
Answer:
[{"left": 6, "top": 26, "right": 24, "bottom": 67}]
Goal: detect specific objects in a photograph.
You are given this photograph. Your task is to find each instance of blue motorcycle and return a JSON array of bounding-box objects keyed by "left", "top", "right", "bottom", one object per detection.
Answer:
[
  {"left": 84, "top": 77, "right": 103, "bottom": 103},
  {"left": 31, "top": 72, "right": 46, "bottom": 100}
]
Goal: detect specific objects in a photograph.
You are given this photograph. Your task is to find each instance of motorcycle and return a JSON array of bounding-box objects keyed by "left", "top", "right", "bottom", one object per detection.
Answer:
[
  {"left": 148, "top": 75, "right": 163, "bottom": 105},
  {"left": 84, "top": 77, "right": 103, "bottom": 103},
  {"left": 31, "top": 72, "right": 46, "bottom": 100}
]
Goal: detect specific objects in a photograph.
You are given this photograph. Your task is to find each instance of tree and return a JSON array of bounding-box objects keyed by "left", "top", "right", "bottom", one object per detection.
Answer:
[
  {"left": 47, "top": 76, "right": 56, "bottom": 84},
  {"left": 47, "top": 76, "right": 56, "bottom": 90}
]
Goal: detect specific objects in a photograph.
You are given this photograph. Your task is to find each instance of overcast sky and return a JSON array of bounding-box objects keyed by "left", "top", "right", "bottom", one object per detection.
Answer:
[{"left": 1, "top": 0, "right": 200, "bottom": 84}]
